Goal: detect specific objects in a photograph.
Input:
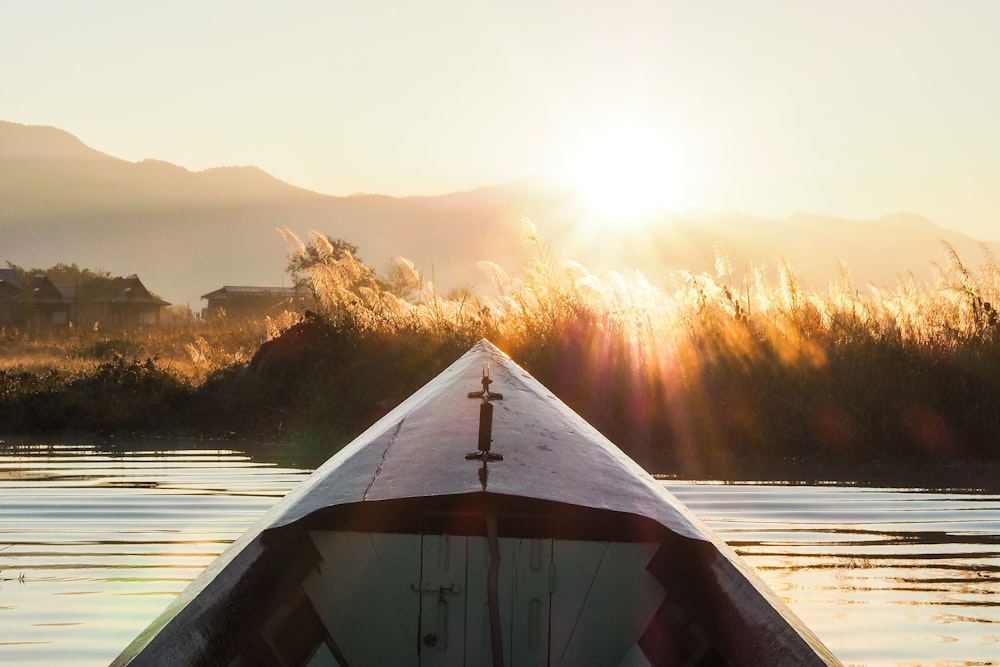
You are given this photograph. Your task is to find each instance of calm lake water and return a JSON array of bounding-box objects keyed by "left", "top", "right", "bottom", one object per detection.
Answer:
[{"left": 1, "top": 442, "right": 998, "bottom": 666}]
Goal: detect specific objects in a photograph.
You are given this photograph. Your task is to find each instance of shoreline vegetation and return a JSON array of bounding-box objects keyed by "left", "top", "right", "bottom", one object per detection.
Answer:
[{"left": 3, "top": 227, "right": 1000, "bottom": 487}]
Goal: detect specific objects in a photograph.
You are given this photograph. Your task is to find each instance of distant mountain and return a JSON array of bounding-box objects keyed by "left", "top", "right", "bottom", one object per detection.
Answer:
[
  {"left": 589, "top": 209, "right": 996, "bottom": 291},
  {"left": 2, "top": 120, "right": 997, "bottom": 308},
  {"left": 0, "top": 121, "right": 117, "bottom": 161}
]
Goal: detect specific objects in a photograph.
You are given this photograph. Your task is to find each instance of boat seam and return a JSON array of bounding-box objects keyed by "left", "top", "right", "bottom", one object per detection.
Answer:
[{"left": 362, "top": 418, "right": 405, "bottom": 500}]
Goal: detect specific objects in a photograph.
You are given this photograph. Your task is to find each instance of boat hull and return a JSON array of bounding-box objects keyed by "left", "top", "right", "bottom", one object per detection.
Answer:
[{"left": 113, "top": 340, "right": 840, "bottom": 666}]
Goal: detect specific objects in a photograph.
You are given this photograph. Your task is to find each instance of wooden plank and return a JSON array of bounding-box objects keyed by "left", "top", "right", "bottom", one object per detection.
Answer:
[
  {"left": 509, "top": 538, "right": 552, "bottom": 667},
  {"left": 304, "top": 643, "right": 341, "bottom": 667},
  {"left": 550, "top": 541, "right": 665, "bottom": 666},
  {"left": 465, "top": 536, "right": 513, "bottom": 666},
  {"left": 465, "top": 536, "right": 552, "bottom": 667},
  {"left": 419, "top": 534, "right": 467, "bottom": 667},
  {"left": 304, "top": 531, "right": 420, "bottom": 665}
]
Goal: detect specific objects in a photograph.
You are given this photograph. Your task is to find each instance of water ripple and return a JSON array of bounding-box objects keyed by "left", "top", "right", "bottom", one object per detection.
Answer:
[{"left": 2, "top": 445, "right": 999, "bottom": 666}]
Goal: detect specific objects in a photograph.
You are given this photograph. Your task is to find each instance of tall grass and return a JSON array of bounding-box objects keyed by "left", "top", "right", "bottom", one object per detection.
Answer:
[
  {"left": 4, "top": 228, "right": 1000, "bottom": 480},
  {"left": 273, "top": 226, "right": 1000, "bottom": 475},
  {"left": 0, "top": 308, "right": 295, "bottom": 379},
  {"left": 0, "top": 307, "right": 298, "bottom": 437}
]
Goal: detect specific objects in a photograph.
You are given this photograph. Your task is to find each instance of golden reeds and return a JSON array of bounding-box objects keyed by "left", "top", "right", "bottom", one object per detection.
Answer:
[{"left": 4, "top": 231, "right": 1000, "bottom": 478}]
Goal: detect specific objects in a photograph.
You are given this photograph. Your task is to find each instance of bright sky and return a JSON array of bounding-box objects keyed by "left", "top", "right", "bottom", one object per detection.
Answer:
[{"left": 3, "top": 1, "right": 999, "bottom": 239}]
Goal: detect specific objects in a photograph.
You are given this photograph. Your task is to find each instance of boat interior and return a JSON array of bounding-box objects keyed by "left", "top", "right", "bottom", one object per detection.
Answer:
[{"left": 184, "top": 495, "right": 750, "bottom": 666}]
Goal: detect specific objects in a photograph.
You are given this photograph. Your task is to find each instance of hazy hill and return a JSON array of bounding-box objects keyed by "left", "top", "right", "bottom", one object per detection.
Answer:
[{"left": 2, "top": 120, "right": 997, "bottom": 308}]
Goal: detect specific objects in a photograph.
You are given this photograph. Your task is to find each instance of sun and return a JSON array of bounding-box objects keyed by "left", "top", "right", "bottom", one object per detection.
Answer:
[{"left": 552, "top": 123, "right": 688, "bottom": 223}]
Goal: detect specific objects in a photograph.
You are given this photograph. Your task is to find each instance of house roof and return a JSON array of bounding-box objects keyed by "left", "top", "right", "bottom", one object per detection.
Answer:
[
  {"left": 15, "top": 274, "right": 168, "bottom": 307},
  {"left": 0, "top": 269, "right": 23, "bottom": 291},
  {"left": 24, "top": 275, "right": 73, "bottom": 303},
  {"left": 102, "top": 276, "right": 169, "bottom": 306},
  {"left": 201, "top": 285, "right": 310, "bottom": 300}
]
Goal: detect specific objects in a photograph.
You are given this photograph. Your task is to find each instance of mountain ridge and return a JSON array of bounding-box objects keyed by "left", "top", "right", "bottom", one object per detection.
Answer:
[
  {"left": 2, "top": 120, "right": 996, "bottom": 308},
  {"left": 0, "top": 121, "right": 116, "bottom": 161}
]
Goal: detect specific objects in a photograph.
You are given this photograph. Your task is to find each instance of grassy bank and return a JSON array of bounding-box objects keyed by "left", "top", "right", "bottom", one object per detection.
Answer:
[{"left": 3, "top": 236, "right": 999, "bottom": 482}]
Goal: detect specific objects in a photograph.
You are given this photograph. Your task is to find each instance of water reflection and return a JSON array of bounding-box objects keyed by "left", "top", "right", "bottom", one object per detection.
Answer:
[
  {"left": 666, "top": 482, "right": 1000, "bottom": 666},
  {"left": 0, "top": 442, "right": 311, "bottom": 667},
  {"left": 2, "top": 444, "right": 1000, "bottom": 665}
]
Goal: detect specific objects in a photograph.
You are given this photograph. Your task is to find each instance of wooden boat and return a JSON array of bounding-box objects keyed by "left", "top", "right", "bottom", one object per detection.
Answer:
[{"left": 113, "top": 339, "right": 840, "bottom": 666}]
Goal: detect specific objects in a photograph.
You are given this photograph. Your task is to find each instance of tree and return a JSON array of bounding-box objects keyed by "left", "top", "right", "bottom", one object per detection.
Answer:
[
  {"left": 380, "top": 256, "right": 422, "bottom": 301},
  {"left": 280, "top": 230, "right": 366, "bottom": 287},
  {"left": 5, "top": 261, "right": 127, "bottom": 300},
  {"left": 7, "top": 261, "right": 111, "bottom": 286}
]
